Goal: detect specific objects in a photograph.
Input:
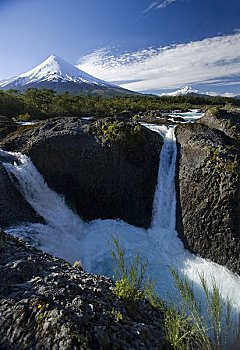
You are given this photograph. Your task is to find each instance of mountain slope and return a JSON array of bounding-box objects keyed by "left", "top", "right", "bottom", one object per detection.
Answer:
[{"left": 0, "top": 55, "right": 136, "bottom": 96}]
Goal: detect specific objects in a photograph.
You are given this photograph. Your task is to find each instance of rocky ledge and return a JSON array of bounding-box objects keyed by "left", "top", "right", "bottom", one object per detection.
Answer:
[
  {"left": 175, "top": 109, "right": 240, "bottom": 274},
  {"left": 0, "top": 231, "right": 168, "bottom": 350},
  {"left": 0, "top": 117, "right": 162, "bottom": 229},
  {"left": 199, "top": 107, "right": 240, "bottom": 139}
]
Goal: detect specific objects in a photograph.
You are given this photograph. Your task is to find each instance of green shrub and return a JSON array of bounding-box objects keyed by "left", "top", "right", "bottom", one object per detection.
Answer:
[
  {"left": 73, "top": 260, "right": 82, "bottom": 270},
  {"left": 209, "top": 146, "right": 239, "bottom": 176},
  {"left": 164, "top": 305, "right": 197, "bottom": 350},
  {"left": 109, "top": 235, "right": 155, "bottom": 302},
  {"left": 208, "top": 107, "right": 221, "bottom": 117},
  {"left": 111, "top": 308, "right": 123, "bottom": 322},
  {"left": 165, "top": 269, "right": 240, "bottom": 350},
  {"left": 94, "top": 119, "right": 144, "bottom": 145},
  {"left": 94, "top": 119, "right": 124, "bottom": 144},
  {"left": 107, "top": 238, "right": 240, "bottom": 349},
  {"left": 15, "top": 113, "right": 31, "bottom": 122}
]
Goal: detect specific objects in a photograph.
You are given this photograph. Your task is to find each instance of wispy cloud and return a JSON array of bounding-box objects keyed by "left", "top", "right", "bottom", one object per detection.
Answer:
[
  {"left": 205, "top": 91, "right": 237, "bottom": 98},
  {"left": 143, "top": 0, "right": 182, "bottom": 13},
  {"left": 77, "top": 33, "right": 240, "bottom": 92}
]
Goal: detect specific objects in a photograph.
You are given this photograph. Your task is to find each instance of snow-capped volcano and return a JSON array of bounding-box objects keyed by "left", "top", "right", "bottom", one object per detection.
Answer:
[
  {"left": 160, "top": 86, "right": 202, "bottom": 97},
  {"left": 0, "top": 55, "right": 134, "bottom": 95}
]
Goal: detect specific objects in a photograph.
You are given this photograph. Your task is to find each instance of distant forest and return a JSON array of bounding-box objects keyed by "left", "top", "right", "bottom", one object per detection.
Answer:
[{"left": 0, "top": 88, "right": 240, "bottom": 120}]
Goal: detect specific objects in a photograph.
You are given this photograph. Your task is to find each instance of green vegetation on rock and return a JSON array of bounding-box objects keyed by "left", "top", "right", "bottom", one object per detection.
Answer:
[
  {"left": 94, "top": 118, "right": 143, "bottom": 145},
  {"left": 209, "top": 145, "right": 239, "bottom": 177}
]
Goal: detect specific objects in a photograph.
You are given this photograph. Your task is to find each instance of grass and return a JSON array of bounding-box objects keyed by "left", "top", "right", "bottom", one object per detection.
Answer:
[
  {"left": 165, "top": 269, "right": 240, "bottom": 350},
  {"left": 108, "top": 235, "right": 156, "bottom": 303},
  {"left": 109, "top": 236, "right": 240, "bottom": 349}
]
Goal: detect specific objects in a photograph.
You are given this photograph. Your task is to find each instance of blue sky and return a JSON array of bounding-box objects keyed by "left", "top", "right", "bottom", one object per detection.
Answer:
[{"left": 0, "top": 0, "right": 240, "bottom": 95}]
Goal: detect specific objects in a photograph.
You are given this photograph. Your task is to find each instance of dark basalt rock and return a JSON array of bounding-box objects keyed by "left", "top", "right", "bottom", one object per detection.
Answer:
[
  {"left": 0, "top": 117, "right": 41, "bottom": 227},
  {"left": 0, "top": 162, "right": 42, "bottom": 228},
  {"left": 0, "top": 115, "right": 18, "bottom": 141},
  {"left": 175, "top": 112, "right": 240, "bottom": 274},
  {"left": 199, "top": 108, "right": 240, "bottom": 139},
  {"left": 0, "top": 117, "right": 162, "bottom": 229},
  {"left": 170, "top": 116, "right": 185, "bottom": 123},
  {"left": 0, "top": 231, "right": 167, "bottom": 350}
]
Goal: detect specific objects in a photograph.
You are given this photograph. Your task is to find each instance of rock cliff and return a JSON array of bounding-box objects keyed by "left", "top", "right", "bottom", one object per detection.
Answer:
[
  {"left": 175, "top": 109, "right": 240, "bottom": 274},
  {"left": 0, "top": 117, "right": 162, "bottom": 228}
]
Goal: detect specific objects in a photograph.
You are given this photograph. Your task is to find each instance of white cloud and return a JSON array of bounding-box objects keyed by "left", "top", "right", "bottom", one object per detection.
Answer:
[
  {"left": 143, "top": 0, "right": 183, "bottom": 13},
  {"left": 143, "top": 1, "right": 160, "bottom": 13},
  {"left": 77, "top": 33, "right": 240, "bottom": 92},
  {"left": 205, "top": 91, "right": 237, "bottom": 97},
  {"left": 155, "top": 0, "right": 178, "bottom": 9}
]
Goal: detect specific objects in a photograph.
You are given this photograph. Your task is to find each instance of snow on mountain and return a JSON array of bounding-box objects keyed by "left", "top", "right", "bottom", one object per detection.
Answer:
[
  {"left": 0, "top": 55, "right": 116, "bottom": 89},
  {"left": 160, "top": 86, "right": 202, "bottom": 96},
  {"left": 159, "top": 86, "right": 240, "bottom": 98}
]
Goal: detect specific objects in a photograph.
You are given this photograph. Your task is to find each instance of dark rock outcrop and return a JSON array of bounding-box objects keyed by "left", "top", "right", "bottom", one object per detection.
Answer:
[
  {"left": 0, "top": 158, "right": 41, "bottom": 228},
  {"left": 199, "top": 108, "right": 240, "bottom": 139},
  {"left": 0, "top": 117, "right": 41, "bottom": 227},
  {"left": 0, "top": 231, "right": 167, "bottom": 350},
  {"left": 0, "top": 115, "right": 18, "bottom": 141},
  {"left": 0, "top": 117, "right": 162, "bottom": 228},
  {"left": 176, "top": 111, "right": 240, "bottom": 274}
]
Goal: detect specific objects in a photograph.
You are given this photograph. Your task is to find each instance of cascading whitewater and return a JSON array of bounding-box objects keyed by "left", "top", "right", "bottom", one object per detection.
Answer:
[
  {"left": 1, "top": 123, "right": 240, "bottom": 317},
  {"left": 3, "top": 151, "right": 86, "bottom": 261},
  {"left": 151, "top": 126, "right": 177, "bottom": 230}
]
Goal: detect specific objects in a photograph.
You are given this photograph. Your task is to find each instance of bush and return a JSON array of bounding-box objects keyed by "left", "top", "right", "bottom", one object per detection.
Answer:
[
  {"left": 164, "top": 269, "right": 240, "bottom": 350},
  {"left": 109, "top": 235, "right": 155, "bottom": 302},
  {"left": 15, "top": 113, "right": 31, "bottom": 122},
  {"left": 95, "top": 119, "right": 125, "bottom": 143},
  {"left": 94, "top": 119, "right": 144, "bottom": 145},
  {"left": 108, "top": 238, "right": 240, "bottom": 349}
]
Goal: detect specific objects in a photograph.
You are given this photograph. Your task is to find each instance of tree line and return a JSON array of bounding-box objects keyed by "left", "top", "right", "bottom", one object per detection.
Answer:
[{"left": 0, "top": 88, "right": 239, "bottom": 120}]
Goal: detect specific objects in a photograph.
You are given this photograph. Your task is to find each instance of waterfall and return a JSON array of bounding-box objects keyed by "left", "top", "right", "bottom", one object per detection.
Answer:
[
  {"left": 150, "top": 126, "right": 177, "bottom": 230},
  {"left": 1, "top": 125, "right": 240, "bottom": 317},
  {"left": 3, "top": 152, "right": 85, "bottom": 232},
  {"left": 3, "top": 151, "right": 86, "bottom": 261},
  {"left": 143, "top": 124, "right": 183, "bottom": 261}
]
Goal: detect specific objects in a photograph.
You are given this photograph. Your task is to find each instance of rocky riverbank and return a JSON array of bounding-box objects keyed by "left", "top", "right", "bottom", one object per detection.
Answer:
[{"left": 0, "top": 231, "right": 168, "bottom": 350}]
